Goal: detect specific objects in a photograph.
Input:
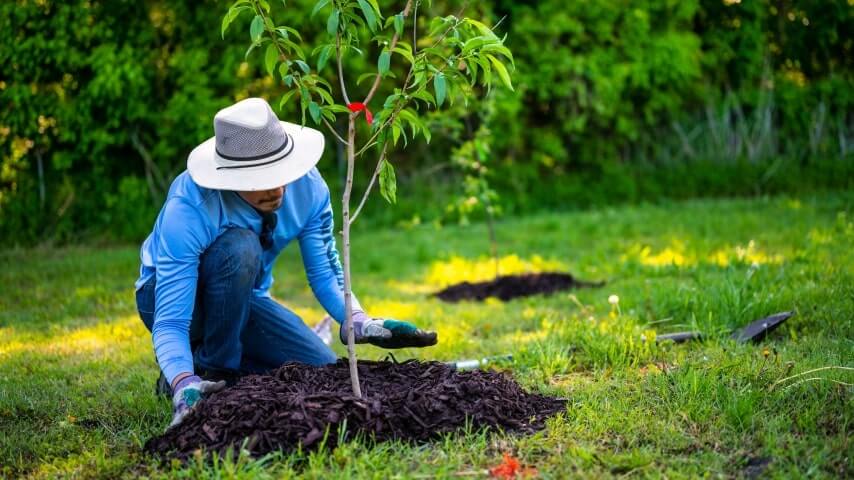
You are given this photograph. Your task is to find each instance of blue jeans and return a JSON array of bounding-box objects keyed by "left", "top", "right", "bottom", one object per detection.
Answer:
[{"left": 136, "top": 228, "right": 337, "bottom": 377}]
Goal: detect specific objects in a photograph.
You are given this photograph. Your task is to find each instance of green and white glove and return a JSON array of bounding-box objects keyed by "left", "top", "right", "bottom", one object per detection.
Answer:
[
  {"left": 169, "top": 375, "right": 226, "bottom": 429},
  {"left": 343, "top": 311, "right": 438, "bottom": 349}
]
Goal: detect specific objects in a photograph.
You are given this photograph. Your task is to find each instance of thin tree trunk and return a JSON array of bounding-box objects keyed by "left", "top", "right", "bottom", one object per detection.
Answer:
[
  {"left": 36, "top": 150, "right": 45, "bottom": 210},
  {"left": 485, "top": 203, "right": 499, "bottom": 278},
  {"left": 342, "top": 114, "right": 362, "bottom": 398},
  {"left": 336, "top": 120, "right": 346, "bottom": 187}
]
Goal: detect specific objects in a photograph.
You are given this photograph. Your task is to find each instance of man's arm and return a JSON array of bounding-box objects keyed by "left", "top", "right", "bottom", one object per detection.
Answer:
[
  {"left": 152, "top": 198, "right": 212, "bottom": 386},
  {"left": 297, "top": 181, "right": 362, "bottom": 324},
  {"left": 297, "top": 177, "right": 437, "bottom": 349}
]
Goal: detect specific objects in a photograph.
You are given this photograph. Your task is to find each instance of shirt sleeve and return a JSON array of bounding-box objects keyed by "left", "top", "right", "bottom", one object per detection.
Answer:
[
  {"left": 152, "top": 198, "right": 212, "bottom": 385},
  {"left": 297, "top": 180, "right": 363, "bottom": 325}
]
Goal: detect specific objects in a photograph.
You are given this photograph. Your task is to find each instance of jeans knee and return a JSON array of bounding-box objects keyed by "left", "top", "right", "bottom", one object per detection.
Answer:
[
  {"left": 318, "top": 348, "right": 338, "bottom": 365},
  {"left": 202, "top": 228, "right": 262, "bottom": 285}
]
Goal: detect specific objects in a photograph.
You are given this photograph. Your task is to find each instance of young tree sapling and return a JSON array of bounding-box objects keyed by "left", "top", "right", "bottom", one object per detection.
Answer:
[{"left": 225, "top": 0, "right": 514, "bottom": 397}]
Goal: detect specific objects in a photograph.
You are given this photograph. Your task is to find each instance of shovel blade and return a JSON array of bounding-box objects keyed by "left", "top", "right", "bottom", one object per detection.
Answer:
[{"left": 731, "top": 311, "right": 794, "bottom": 343}]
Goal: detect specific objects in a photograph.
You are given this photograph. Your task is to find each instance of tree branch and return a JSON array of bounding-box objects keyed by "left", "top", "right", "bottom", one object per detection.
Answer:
[
  {"left": 256, "top": 1, "right": 290, "bottom": 65},
  {"left": 353, "top": 12, "right": 469, "bottom": 157},
  {"left": 322, "top": 117, "right": 349, "bottom": 145},
  {"left": 349, "top": 142, "right": 389, "bottom": 224},
  {"left": 336, "top": 32, "right": 352, "bottom": 105},
  {"left": 362, "top": 0, "right": 414, "bottom": 105},
  {"left": 130, "top": 129, "right": 168, "bottom": 194},
  {"left": 412, "top": 0, "right": 418, "bottom": 55},
  {"left": 353, "top": 53, "right": 469, "bottom": 158}
]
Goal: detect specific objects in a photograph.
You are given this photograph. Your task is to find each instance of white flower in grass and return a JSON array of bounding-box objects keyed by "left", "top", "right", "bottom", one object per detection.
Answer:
[{"left": 608, "top": 294, "right": 620, "bottom": 306}]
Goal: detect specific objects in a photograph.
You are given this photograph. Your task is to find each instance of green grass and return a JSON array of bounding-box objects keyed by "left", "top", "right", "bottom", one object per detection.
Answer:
[{"left": 1, "top": 193, "right": 852, "bottom": 479}]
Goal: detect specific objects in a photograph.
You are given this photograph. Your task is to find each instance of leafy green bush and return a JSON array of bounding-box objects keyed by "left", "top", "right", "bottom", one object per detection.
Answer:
[
  {"left": 1, "top": 0, "right": 851, "bottom": 245},
  {"left": 0, "top": 1, "right": 249, "bottom": 244}
]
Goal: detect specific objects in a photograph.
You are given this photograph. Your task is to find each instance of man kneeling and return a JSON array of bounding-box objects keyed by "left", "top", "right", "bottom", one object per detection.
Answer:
[{"left": 134, "top": 98, "right": 436, "bottom": 428}]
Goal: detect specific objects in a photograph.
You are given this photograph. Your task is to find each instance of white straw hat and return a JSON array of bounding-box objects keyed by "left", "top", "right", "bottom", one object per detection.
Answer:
[{"left": 187, "top": 97, "right": 324, "bottom": 191}]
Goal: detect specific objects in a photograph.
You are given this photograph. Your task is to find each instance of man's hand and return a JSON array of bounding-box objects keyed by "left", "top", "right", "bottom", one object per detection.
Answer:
[
  {"left": 342, "top": 311, "right": 438, "bottom": 349},
  {"left": 168, "top": 375, "right": 226, "bottom": 429}
]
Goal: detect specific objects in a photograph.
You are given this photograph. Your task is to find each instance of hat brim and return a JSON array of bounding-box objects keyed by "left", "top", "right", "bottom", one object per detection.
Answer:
[{"left": 187, "top": 121, "right": 325, "bottom": 191}]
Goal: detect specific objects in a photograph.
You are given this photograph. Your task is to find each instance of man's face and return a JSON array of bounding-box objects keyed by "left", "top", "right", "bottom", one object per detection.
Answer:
[{"left": 238, "top": 185, "right": 285, "bottom": 213}]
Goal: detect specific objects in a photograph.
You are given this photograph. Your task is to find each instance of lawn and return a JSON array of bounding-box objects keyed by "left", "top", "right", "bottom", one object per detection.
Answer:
[{"left": 1, "top": 193, "right": 852, "bottom": 479}]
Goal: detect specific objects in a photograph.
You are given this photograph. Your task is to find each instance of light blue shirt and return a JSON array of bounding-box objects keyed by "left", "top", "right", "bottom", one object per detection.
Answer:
[{"left": 135, "top": 167, "right": 361, "bottom": 384}]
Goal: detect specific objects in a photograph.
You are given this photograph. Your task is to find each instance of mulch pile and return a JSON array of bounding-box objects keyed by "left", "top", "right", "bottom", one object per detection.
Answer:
[
  {"left": 434, "top": 272, "right": 604, "bottom": 303},
  {"left": 144, "top": 359, "right": 566, "bottom": 460}
]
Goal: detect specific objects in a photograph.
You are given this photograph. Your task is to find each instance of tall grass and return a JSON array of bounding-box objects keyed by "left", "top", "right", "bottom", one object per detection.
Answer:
[{"left": 665, "top": 91, "right": 852, "bottom": 165}]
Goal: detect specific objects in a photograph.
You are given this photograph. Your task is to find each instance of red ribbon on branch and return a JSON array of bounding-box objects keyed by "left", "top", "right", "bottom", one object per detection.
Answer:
[{"left": 347, "top": 102, "right": 373, "bottom": 125}]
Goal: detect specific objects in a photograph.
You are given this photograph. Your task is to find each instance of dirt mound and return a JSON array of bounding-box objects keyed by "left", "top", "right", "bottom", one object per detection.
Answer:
[
  {"left": 434, "top": 272, "right": 604, "bottom": 303},
  {"left": 145, "top": 359, "right": 566, "bottom": 460}
]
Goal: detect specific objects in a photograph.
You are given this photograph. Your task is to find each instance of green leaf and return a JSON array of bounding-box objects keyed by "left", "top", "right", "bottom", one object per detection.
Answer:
[
  {"left": 314, "top": 76, "right": 333, "bottom": 90},
  {"left": 466, "top": 58, "right": 479, "bottom": 85},
  {"left": 357, "top": 72, "right": 378, "bottom": 85},
  {"left": 378, "top": 49, "right": 390, "bottom": 76},
  {"left": 379, "top": 159, "right": 397, "bottom": 204},
  {"left": 433, "top": 73, "right": 446, "bottom": 107},
  {"left": 393, "top": 13, "right": 404, "bottom": 36},
  {"left": 357, "top": 0, "right": 377, "bottom": 32},
  {"left": 465, "top": 19, "right": 498, "bottom": 39},
  {"left": 311, "top": 0, "right": 330, "bottom": 17},
  {"left": 317, "top": 45, "right": 333, "bottom": 71},
  {"left": 411, "top": 89, "right": 435, "bottom": 106},
  {"left": 299, "top": 86, "right": 310, "bottom": 125},
  {"left": 398, "top": 109, "right": 422, "bottom": 140},
  {"left": 392, "top": 45, "right": 414, "bottom": 65},
  {"left": 462, "top": 36, "right": 489, "bottom": 55},
  {"left": 383, "top": 93, "right": 401, "bottom": 109},
  {"left": 281, "top": 39, "right": 306, "bottom": 60},
  {"left": 279, "top": 90, "right": 297, "bottom": 109},
  {"left": 321, "top": 107, "right": 337, "bottom": 121},
  {"left": 264, "top": 43, "right": 278, "bottom": 76},
  {"left": 477, "top": 55, "right": 492, "bottom": 85},
  {"left": 481, "top": 43, "right": 515, "bottom": 66},
  {"left": 250, "top": 15, "right": 264, "bottom": 42},
  {"left": 295, "top": 60, "right": 310, "bottom": 73},
  {"left": 487, "top": 54, "right": 513, "bottom": 91},
  {"left": 326, "top": 9, "right": 339, "bottom": 35},
  {"left": 367, "top": 0, "right": 382, "bottom": 19},
  {"left": 324, "top": 104, "right": 352, "bottom": 114},
  {"left": 276, "top": 26, "right": 303, "bottom": 41},
  {"left": 309, "top": 101, "right": 321, "bottom": 124},
  {"left": 244, "top": 40, "right": 260, "bottom": 60},
  {"left": 221, "top": 5, "right": 248, "bottom": 39},
  {"left": 315, "top": 87, "right": 335, "bottom": 105}
]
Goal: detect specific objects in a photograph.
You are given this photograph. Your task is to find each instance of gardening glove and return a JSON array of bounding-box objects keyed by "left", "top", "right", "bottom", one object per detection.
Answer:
[
  {"left": 168, "top": 375, "right": 226, "bottom": 429},
  {"left": 342, "top": 311, "right": 438, "bottom": 349}
]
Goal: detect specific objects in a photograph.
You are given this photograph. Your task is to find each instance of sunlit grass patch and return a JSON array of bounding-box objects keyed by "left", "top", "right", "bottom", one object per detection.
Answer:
[
  {"left": 622, "top": 238, "right": 784, "bottom": 268},
  {"left": 425, "top": 254, "right": 565, "bottom": 287},
  {"left": 361, "top": 298, "right": 419, "bottom": 320},
  {"left": 0, "top": 315, "right": 146, "bottom": 359}
]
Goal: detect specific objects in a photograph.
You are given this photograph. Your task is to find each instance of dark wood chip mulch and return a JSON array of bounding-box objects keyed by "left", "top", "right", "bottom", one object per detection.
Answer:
[
  {"left": 144, "top": 359, "right": 566, "bottom": 460},
  {"left": 434, "top": 272, "right": 604, "bottom": 303}
]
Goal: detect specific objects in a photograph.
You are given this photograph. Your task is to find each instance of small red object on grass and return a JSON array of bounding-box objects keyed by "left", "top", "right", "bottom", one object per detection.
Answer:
[
  {"left": 347, "top": 102, "right": 373, "bottom": 125},
  {"left": 489, "top": 453, "right": 538, "bottom": 478}
]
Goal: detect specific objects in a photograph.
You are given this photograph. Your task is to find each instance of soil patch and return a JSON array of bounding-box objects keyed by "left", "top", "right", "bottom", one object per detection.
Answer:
[
  {"left": 434, "top": 272, "right": 604, "bottom": 303},
  {"left": 145, "top": 359, "right": 566, "bottom": 460}
]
